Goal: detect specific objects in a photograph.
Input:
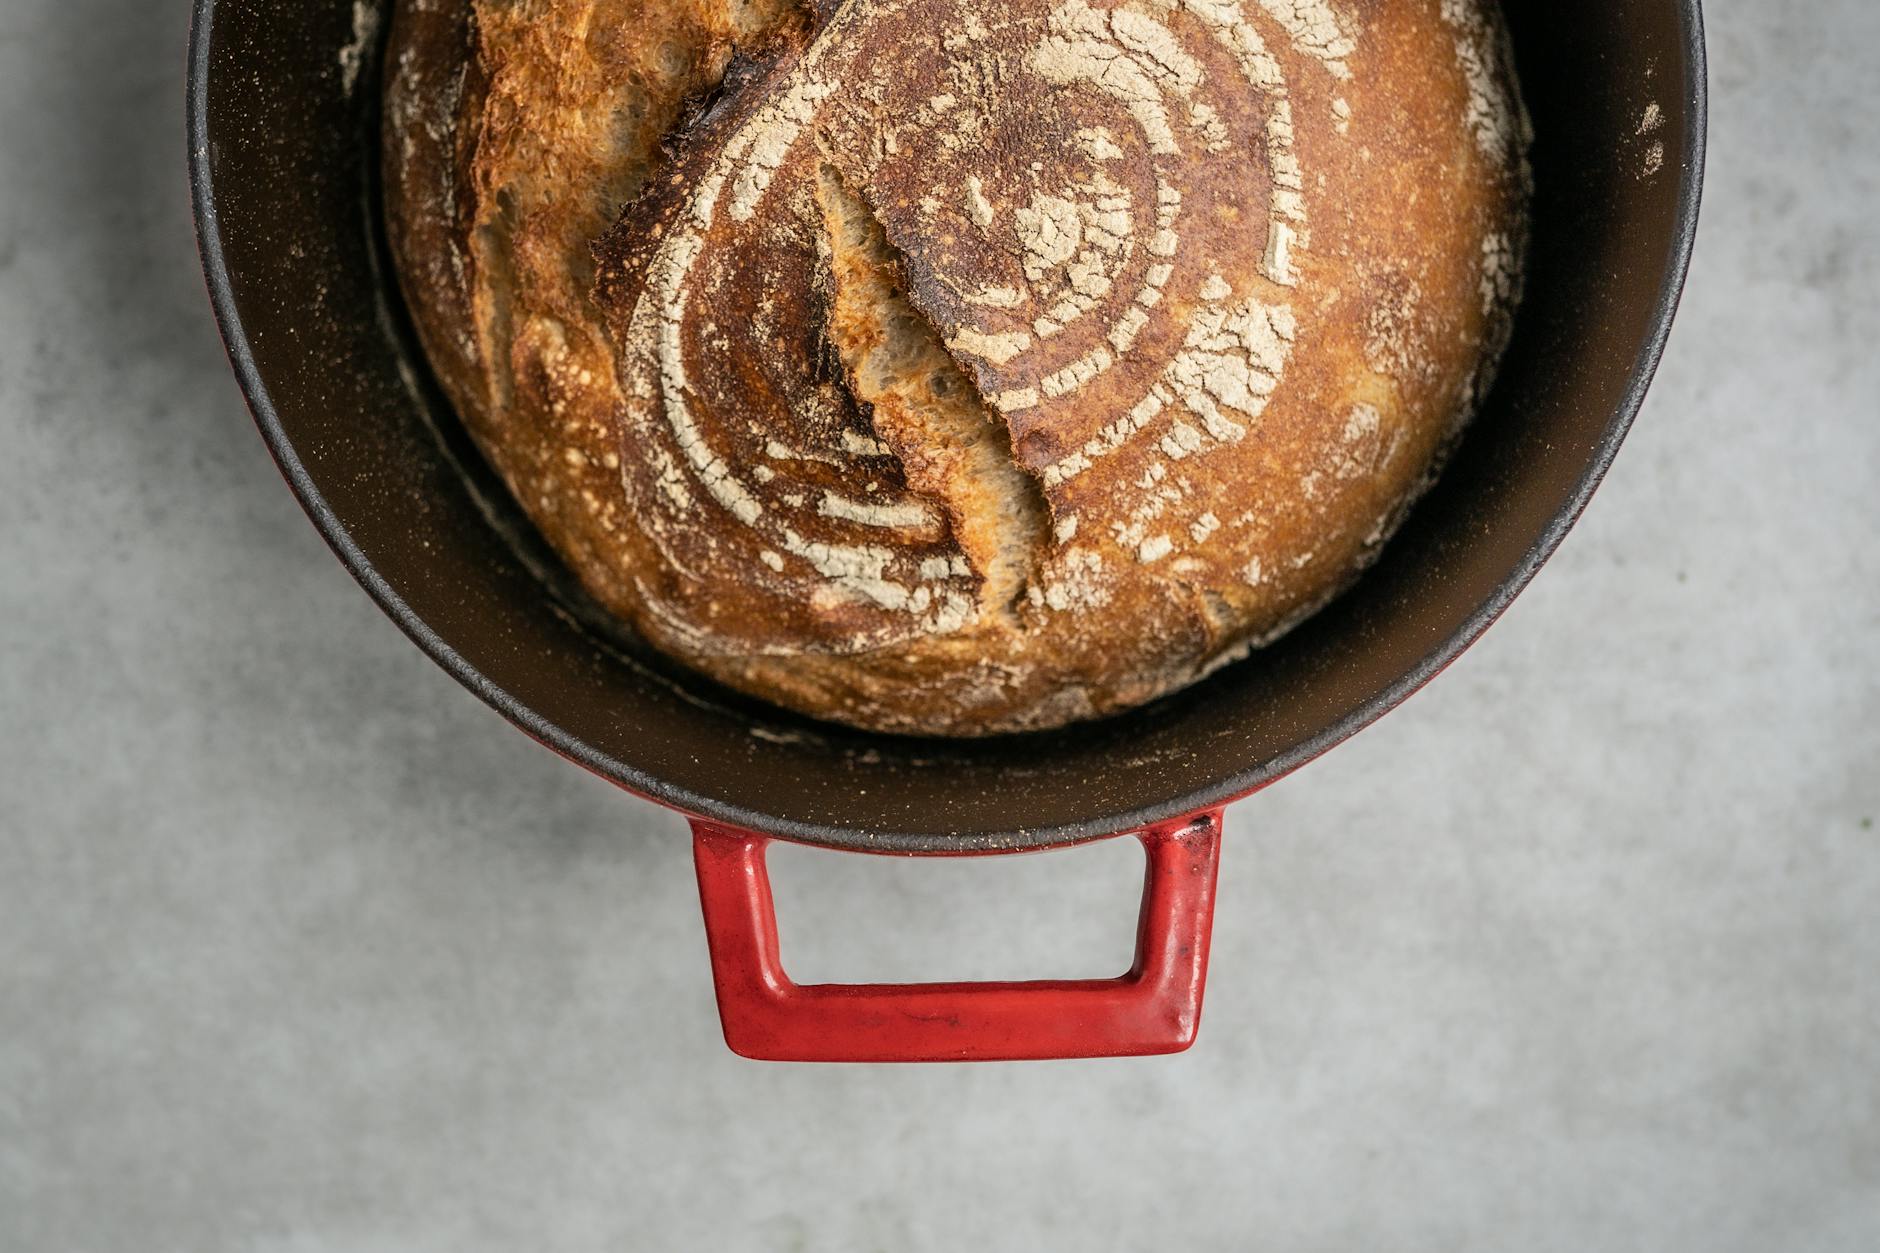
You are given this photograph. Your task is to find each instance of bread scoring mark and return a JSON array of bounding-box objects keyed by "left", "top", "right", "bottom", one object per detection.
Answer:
[
  {"left": 1041, "top": 346, "right": 1116, "bottom": 398},
  {"left": 1040, "top": 284, "right": 1297, "bottom": 488},
  {"left": 648, "top": 442, "right": 695, "bottom": 510},
  {"left": 949, "top": 0, "right": 1336, "bottom": 482},
  {"left": 921, "top": 554, "right": 976, "bottom": 580},
  {"left": 948, "top": 327, "right": 1033, "bottom": 365},
  {"left": 396, "top": 0, "right": 1535, "bottom": 737},
  {"left": 644, "top": 234, "right": 764, "bottom": 524},
  {"left": 912, "top": 0, "right": 1341, "bottom": 425},
  {"left": 812, "top": 162, "right": 1051, "bottom": 623},
  {"left": 1013, "top": 175, "right": 1138, "bottom": 342},
  {"left": 764, "top": 438, "right": 846, "bottom": 465},
  {"left": 820, "top": 491, "right": 940, "bottom": 531},
  {"left": 630, "top": 135, "right": 976, "bottom": 630},
  {"left": 596, "top": 0, "right": 1525, "bottom": 679},
  {"left": 1031, "top": 1, "right": 1187, "bottom": 155},
  {"left": 728, "top": 77, "right": 838, "bottom": 222},
  {"left": 1110, "top": 6, "right": 1208, "bottom": 88},
  {"left": 995, "top": 386, "right": 1042, "bottom": 412},
  {"left": 1181, "top": 7, "right": 1291, "bottom": 222}
]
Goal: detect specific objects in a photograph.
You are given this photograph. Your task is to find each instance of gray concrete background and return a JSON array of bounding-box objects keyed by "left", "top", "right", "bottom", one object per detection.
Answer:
[{"left": 2, "top": 0, "right": 1876, "bottom": 1248}]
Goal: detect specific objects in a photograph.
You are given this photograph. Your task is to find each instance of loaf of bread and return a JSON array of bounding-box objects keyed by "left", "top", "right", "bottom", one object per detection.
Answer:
[{"left": 383, "top": 0, "right": 1530, "bottom": 736}]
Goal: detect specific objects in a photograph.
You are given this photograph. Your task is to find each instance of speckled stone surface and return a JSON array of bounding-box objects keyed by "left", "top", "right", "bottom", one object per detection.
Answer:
[{"left": 2, "top": 1, "right": 1876, "bottom": 1249}]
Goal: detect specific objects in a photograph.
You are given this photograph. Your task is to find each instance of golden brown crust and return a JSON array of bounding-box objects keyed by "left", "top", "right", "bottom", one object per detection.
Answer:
[
  {"left": 385, "top": 0, "right": 1531, "bottom": 736},
  {"left": 384, "top": 0, "right": 807, "bottom": 618}
]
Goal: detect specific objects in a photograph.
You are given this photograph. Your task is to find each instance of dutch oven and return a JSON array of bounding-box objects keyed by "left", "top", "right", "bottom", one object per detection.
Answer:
[{"left": 188, "top": 0, "right": 1706, "bottom": 1061}]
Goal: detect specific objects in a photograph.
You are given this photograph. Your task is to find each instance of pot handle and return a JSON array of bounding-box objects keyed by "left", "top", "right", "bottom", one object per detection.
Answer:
[{"left": 691, "top": 811, "right": 1223, "bottom": 1062}]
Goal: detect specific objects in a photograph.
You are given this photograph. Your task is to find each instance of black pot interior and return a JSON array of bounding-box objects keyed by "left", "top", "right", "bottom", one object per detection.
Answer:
[{"left": 190, "top": 0, "right": 1703, "bottom": 851}]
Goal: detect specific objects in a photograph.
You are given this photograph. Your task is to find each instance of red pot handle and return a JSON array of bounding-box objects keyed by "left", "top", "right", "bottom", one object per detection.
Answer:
[{"left": 691, "top": 811, "right": 1223, "bottom": 1062}]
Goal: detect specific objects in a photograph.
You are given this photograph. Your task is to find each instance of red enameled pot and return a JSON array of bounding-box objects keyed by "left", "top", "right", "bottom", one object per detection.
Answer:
[{"left": 189, "top": 0, "right": 1705, "bottom": 1062}]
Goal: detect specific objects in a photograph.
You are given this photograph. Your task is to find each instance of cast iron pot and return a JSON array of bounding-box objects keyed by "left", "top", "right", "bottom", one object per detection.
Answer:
[{"left": 189, "top": 0, "right": 1705, "bottom": 1062}]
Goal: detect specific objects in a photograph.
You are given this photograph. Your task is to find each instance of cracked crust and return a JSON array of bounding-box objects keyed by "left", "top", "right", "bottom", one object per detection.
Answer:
[{"left": 384, "top": 0, "right": 1532, "bottom": 736}]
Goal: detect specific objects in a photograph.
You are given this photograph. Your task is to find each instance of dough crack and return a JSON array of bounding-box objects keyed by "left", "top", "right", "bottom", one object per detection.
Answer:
[{"left": 813, "top": 164, "right": 1051, "bottom": 621}]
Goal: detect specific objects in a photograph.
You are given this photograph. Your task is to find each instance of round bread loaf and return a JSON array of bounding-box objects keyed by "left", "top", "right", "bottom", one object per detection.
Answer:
[{"left": 384, "top": 0, "right": 1530, "bottom": 736}]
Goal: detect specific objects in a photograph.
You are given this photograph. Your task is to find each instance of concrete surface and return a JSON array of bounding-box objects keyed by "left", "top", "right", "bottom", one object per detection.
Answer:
[{"left": 2, "top": 0, "right": 1876, "bottom": 1248}]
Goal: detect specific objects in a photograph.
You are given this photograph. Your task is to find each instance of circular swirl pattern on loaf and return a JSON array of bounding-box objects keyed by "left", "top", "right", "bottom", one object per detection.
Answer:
[{"left": 391, "top": 0, "right": 1531, "bottom": 734}]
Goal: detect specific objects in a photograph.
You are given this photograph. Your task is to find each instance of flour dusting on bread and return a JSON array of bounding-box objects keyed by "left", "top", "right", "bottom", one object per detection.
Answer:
[{"left": 384, "top": 0, "right": 1532, "bottom": 735}]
